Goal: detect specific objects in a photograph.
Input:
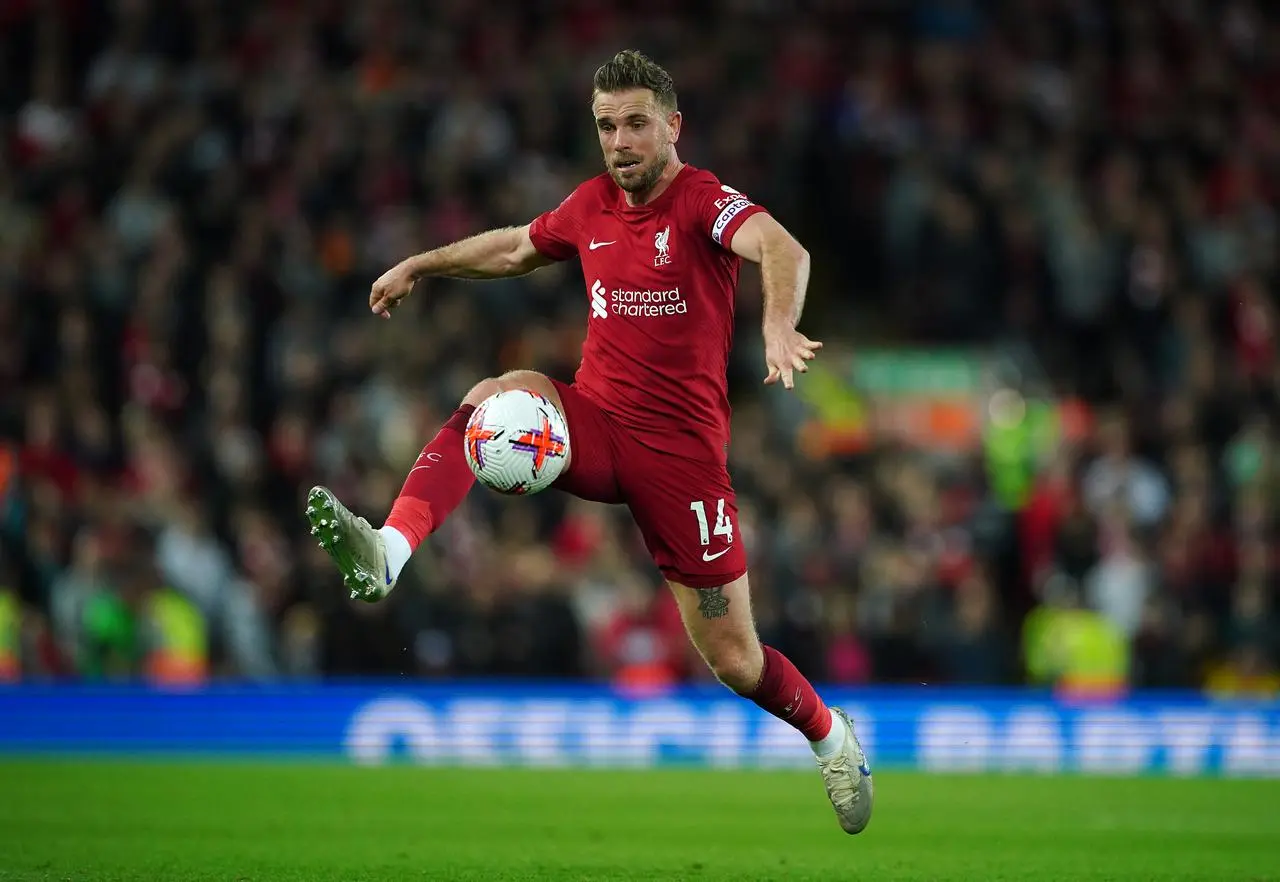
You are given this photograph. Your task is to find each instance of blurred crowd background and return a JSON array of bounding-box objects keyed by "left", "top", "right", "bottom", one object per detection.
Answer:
[{"left": 2, "top": 0, "right": 1278, "bottom": 696}]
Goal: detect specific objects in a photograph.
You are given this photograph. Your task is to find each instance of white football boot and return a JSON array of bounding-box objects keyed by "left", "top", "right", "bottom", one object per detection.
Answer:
[
  {"left": 305, "top": 486, "right": 395, "bottom": 602},
  {"left": 816, "top": 707, "right": 874, "bottom": 834}
]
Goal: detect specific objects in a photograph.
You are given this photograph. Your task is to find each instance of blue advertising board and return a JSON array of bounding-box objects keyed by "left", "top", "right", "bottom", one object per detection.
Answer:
[{"left": 1, "top": 683, "right": 1277, "bottom": 776}]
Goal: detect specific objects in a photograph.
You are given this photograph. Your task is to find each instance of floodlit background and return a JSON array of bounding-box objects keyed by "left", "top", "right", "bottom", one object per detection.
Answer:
[{"left": 4, "top": 0, "right": 1279, "bottom": 696}]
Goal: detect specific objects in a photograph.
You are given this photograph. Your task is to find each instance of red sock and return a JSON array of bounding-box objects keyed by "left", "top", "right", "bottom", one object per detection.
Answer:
[
  {"left": 384, "top": 405, "right": 476, "bottom": 549},
  {"left": 746, "top": 645, "right": 832, "bottom": 741}
]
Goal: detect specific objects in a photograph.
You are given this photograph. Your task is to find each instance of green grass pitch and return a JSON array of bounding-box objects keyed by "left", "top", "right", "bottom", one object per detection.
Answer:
[{"left": 0, "top": 761, "right": 1277, "bottom": 881}]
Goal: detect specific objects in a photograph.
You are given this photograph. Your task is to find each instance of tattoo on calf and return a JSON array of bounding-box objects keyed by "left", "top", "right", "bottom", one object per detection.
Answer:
[{"left": 698, "top": 586, "right": 730, "bottom": 619}]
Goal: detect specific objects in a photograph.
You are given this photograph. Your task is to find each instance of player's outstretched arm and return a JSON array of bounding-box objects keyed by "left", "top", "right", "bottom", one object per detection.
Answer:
[
  {"left": 369, "top": 224, "right": 554, "bottom": 318},
  {"left": 729, "top": 213, "right": 823, "bottom": 390}
]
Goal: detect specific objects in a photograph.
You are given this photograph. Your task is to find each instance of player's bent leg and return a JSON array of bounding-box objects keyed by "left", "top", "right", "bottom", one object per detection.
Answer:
[
  {"left": 308, "top": 368, "right": 563, "bottom": 602},
  {"left": 469, "top": 370, "right": 573, "bottom": 471},
  {"left": 380, "top": 369, "right": 565, "bottom": 576},
  {"left": 667, "top": 574, "right": 874, "bottom": 835}
]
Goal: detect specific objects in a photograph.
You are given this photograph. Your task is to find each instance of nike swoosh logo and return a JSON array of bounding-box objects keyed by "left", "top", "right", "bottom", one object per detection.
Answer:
[
  {"left": 702, "top": 547, "right": 732, "bottom": 562},
  {"left": 588, "top": 239, "right": 616, "bottom": 250},
  {"left": 385, "top": 562, "right": 393, "bottom": 586}
]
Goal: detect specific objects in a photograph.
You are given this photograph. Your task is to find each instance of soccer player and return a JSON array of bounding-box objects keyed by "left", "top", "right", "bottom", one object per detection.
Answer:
[{"left": 306, "top": 50, "right": 872, "bottom": 834}]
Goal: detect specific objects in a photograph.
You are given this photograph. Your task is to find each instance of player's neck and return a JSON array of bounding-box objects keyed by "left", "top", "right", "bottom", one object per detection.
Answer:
[{"left": 625, "top": 156, "right": 685, "bottom": 207}]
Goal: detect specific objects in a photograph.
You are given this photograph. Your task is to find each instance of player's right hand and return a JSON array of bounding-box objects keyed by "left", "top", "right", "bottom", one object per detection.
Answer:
[{"left": 370, "top": 260, "right": 418, "bottom": 319}]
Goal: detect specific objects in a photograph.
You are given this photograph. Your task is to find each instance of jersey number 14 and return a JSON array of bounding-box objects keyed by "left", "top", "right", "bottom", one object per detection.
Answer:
[{"left": 689, "top": 498, "right": 734, "bottom": 545}]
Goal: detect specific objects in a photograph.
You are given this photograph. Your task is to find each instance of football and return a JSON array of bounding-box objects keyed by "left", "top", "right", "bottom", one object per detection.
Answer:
[{"left": 463, "top": 389, "right": 570, "bottom": 495}]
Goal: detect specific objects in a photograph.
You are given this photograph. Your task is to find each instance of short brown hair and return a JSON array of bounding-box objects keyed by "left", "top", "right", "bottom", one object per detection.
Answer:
[{"left": 592, "top": 50, "right": 678, "bottom": 113}]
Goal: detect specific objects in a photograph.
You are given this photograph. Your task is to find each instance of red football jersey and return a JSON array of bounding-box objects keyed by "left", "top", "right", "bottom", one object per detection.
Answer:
[{"left": 528, "top": 164, "right": 766, "bottom": 464}]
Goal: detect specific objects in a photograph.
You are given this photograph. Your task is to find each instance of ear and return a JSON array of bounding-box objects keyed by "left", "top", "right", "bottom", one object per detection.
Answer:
[{"left": 667, "top": 110, "right": 682, "bottom": 143}]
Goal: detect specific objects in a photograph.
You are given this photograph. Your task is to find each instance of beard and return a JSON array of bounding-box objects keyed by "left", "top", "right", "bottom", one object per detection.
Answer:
[{"left": 610, "top": 146, "right": 670, "bottom": 195}]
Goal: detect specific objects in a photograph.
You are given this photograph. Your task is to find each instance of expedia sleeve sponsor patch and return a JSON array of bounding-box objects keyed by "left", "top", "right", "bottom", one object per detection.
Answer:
[{"left": 711, "top": 195, "right": 753, "bottom": 245}]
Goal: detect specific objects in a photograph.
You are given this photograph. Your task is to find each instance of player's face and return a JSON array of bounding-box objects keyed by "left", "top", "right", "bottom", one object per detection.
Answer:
[{"left": 592, "top": 89, "right": 681, "bottom": 195}]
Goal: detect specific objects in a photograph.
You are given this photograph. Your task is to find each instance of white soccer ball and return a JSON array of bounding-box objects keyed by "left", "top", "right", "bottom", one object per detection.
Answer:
[{"left": 463, "top": 389, "right": 570, "bottom": 495}]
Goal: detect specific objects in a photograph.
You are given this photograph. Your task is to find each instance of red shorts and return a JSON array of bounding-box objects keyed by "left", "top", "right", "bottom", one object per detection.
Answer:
[{"left": 550, "top": 380, "right": 747, "bottom": 589}]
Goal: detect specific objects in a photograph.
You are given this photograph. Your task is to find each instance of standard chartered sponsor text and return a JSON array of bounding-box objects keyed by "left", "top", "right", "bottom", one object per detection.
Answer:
[{"left": 611, "top": 286, "right": 687, "bottom": 317}]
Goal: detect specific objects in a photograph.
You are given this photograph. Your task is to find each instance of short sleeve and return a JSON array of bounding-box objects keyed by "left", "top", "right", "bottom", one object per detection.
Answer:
[
  {"left": 528, "top": 188, "right": 584, "bottom": 261},
  {"left": 687, "top": 175, "right": 768, "bottom": 251}
]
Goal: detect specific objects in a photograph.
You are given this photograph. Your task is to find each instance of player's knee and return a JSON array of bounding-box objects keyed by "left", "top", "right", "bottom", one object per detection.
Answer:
[
  {"left": 705, "top": 643, "right": 764, "bottom": 694},
  {"left": 462, "top": 377, "right": 504, "bottom": 407},
  {"left": 464, "top": 371, "right": 553, "bottom": 407},
  {"left": 497, "top": 369, "right": 549, "bottom": 390}
]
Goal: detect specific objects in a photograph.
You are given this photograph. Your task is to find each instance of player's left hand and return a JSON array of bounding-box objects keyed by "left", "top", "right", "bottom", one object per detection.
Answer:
[{"left": 763, "top": 324, "right": 822, "bottom": 390}]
